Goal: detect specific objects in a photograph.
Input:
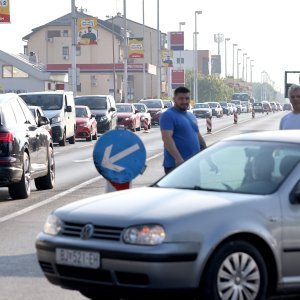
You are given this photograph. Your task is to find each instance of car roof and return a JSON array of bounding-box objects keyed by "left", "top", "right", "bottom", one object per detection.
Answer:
[
  {"left": 19, "top": 91, "right": 72, "bottom": 95},
  {"left": 75, "top": 105, "right": 89, "bottom": 109},
  {"left": 75, "top": 95, "right": 109, "bottom": 98},
  {"left": 224, "top": 130, "right": 300, "bottom": 144}
]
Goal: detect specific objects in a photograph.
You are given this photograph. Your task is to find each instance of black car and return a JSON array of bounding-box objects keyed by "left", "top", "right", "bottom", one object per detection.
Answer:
[
  {"left": 0, "top": 93, "right": 55, "bottom": 199},
  {"left": 283, "top": 103, "right": 292, "bottom": 111},
  {"left": 252, "top": 102, "right": 264, "bottom": 113},
  {"left": 75, "top": 95, "right": 117, "bottom": 133}
]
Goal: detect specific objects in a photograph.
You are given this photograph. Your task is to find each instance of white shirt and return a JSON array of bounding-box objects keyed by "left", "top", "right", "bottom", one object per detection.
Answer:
[{"left": 279, "top": 112, "right": 300, "bottom": 129}]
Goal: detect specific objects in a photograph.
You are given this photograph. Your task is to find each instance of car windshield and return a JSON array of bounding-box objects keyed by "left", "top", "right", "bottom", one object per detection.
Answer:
[
  {"left": 194, "top": 103, "right": 209, "bottom": 108},
  {"left": 208, "top": 102, "right": 218, "bottom": 108},
  {"left": 232, "top": 93, "right": 249, "bottom": 101},
  {"left": 231, "top": 100, "right": 240, "bottom": 105},
  {"left": 140, "top": 100, "right": 162, "bottom": 108},
  {"left": 134, "top": 104, "right": 146, "bottom": 112},
  {"left": 75, "top": 97, "right": 107, "bottom": 110},
  {"left": 20, "top": 94, "right": 63, "bottom": 110},
  {"left": 117, "top": 105, "right": 133, "bottom": 113},
  {"left": 220, "top": 102, "right": 227, "bottom": 107},
  {"left": 156, "top": 141, "right": 300, "bottom": 195},
  {"left": 76, "top": 107, "right": 88, "bottom": 117},
  {"left": 163, "top": 101, "right": 173, "bottom": 108}
]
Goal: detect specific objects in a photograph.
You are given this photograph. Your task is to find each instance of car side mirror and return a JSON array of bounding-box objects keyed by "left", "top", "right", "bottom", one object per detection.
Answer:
[
  {"left": 290, "top": 191, "right": 300, "bottom": 204},
  {"left": 110, "top": 107, "right": 116, "bottom": 112},
  {"left": 66, "top": 105, "right": 72, "bottom": 113},
  {"left": 38, "top": 116, "right": 50, "bottom": 126}
]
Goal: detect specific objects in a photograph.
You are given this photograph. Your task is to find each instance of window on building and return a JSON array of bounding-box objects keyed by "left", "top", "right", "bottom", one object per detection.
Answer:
[
  {"left": 63, "top": 30, "right": 69, "bottom": 37},
  {"left": 76, "top": 45, "right": 81, "bottom": 56},
  {"left": 47, "top": 30, "right": 61, "bottom": 38},
  {"left": 62, "top": 47, "right": 69, "bottom": 56},
  {"left": 176, "top": 58, "right": 184, "bottom": 64},
  {"left": 2, "top": 65, "right": 28, "bottom": 78}
]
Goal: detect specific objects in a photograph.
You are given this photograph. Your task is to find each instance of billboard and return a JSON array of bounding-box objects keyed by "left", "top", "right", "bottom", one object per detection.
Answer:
[
  {"left": 169, "top": 31, "right": 184, "bottom": 51},
  {"left": 0, "top": 0, "right": 10, "bottom": 23},
  {"left": 172, "top": 70, "right": 185, "bottom": 89},
  {"left": 128, "top": 38, "right": 144, "bottom": 58},
  {"left": 161, "top": 50, "right": 173, "bottom": 68},
  {"left": 78, "top": 17, "right": 98, "bottom": 45},
  {"left": 211, "top": 55, "right": 221, "bottom": 74}
]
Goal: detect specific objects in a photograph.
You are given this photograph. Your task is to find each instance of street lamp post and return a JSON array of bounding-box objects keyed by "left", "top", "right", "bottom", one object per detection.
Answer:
[
  {"left": 224, "top": 37, "right": 230, "bottom": 77},
  {"left": 71, "top": 0, "right": 77, "bottom": 96},
  {"left": 242, "top": 53, "right": 247, "bottom": 81},
  {"left": 232, "top": 43, "right": 237, "bottom": 90},
  {"left": 250, "top": 60, "right": 254, "bottom": 83},
  {"left": 194, "top": 10, "right": 202, "bottom": 103},
  {"left": 142, "top": 0, "right": 146, "bottom": 99},
  {"left": 123, "top": 0, "right": 128, "bottom": 103},
  {"left": 179, "top": 21, "right": 185, "bottom": 70},
  {"left": 157, "top": 0, "right": 161, "bottom": 98},
  {"left": 245, "top": 56, "right": 250, "bottom": 82},
  {"left": 106, "top": 15, "right": 116, "bottom": 100},
  {"left": 236, "top": 48, "right": 241, "bottom": 80}
]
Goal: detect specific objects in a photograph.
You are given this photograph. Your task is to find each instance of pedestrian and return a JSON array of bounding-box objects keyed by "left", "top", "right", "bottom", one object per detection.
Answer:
[
  {"left": 280, "top": 84, "right": 300, "bottom": 129},
  {"left": 160, "top": 86, "right": 207, "bottom": 175}
]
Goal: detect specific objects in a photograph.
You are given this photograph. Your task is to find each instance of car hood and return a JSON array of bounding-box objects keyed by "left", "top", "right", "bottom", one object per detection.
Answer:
[
  {"left": 76, "top": 117, "right": 89, "bottom": 123},
  {"left": 55, "top": 187, "right": 261, "bottom": 227},
  {"left": 117, "top": 112, "right": 133, "bottom": 118}
]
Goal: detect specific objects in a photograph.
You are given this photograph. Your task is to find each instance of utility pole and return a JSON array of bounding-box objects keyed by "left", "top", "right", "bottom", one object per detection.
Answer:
[
  {"left": 157, "top": 0, "right": 161, "bottom": 98},
  {"left": 123, "top": 0, "right": 128, "bottom": 102},
  {"left": 71, "top": 0, "right": 77, "bottom": 95},
  {"left": 142, "top": 0, "right": 146, "bottom": 99}
]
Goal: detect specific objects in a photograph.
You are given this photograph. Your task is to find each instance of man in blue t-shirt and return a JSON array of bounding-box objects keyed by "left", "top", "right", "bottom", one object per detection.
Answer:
[
  {"left": 160, "top": 86, "right": 207, "bottom": 174},
  {"left": 280, "top": 84, "right": 300, "bottom": 129}
]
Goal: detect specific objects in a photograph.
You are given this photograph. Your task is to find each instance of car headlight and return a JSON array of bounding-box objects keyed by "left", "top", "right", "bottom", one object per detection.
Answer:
[
  {"left": 51, "top": 116, "right": 61, "bottom": 124},
  {"left": 123, "top": 224, "right": 166, "bottom": 245},
  {"left": 100, "top": 116, "right": 108, "bottom": 122},
  {"left": 43, "top": 214, "right": 62, "bottom": 236}
]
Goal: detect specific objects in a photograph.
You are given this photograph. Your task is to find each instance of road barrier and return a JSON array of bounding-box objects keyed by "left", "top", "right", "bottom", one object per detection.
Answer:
[
  {"left": 206, "top": 116, "right": 212, "bottom": 133},
  {"left": 252, "top": 110, "right": 255, "bottom": 119},
  {"left": 143, "top": 117, "right": 149, "bottom": 132},
  {"left": 234, "top": 112, "right": 238, "bottom": 124}
]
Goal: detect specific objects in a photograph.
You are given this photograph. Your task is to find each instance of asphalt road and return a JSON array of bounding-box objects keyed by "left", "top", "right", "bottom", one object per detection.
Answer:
[{"left": 0, "top": 111, "right": 297, "bottom": 300}]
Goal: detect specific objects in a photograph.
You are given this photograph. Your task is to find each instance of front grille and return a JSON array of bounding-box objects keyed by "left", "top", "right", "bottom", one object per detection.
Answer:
[
  {"left": 61, "top": 222, "right": 123, "bottom": 241},
  {"left": 115, "top": 271, "right": 149, "bottom": 286},
  {"left": 39, "top": 261, "right": 55, "bottom": 274},
  {"left": 56, "top": 265, "right": 113, "bottom": 283}
]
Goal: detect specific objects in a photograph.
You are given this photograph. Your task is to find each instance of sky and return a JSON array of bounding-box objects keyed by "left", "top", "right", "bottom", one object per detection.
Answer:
[{"left": 1, "top": 0, "right": 300, "bottom": 93}]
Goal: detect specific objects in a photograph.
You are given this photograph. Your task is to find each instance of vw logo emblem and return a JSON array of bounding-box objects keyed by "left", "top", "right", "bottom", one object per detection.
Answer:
[{"left": 81, "top": 224, "right": 94, "bottom": 240}]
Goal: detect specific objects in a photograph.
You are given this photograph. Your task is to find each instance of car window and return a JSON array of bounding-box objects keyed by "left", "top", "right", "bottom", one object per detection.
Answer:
[
  {"left": 20, "top": 94, "right": 63, "bottom": 110},
  {"left": 134, "top": 104, "right": 146, "bottom": 112},
  {"left": 116, "top": 105, "right": 133, "bottom": 113},
  {"left": 140, "top": 100, "right": 163, "bottom": 108},
  {"left": 157, "top": 141, "right": 300, "bottom": 195},
  {"left": 75, "top": 96, "right": 107, "bottom": 110},
  {"left": 11, "top": 98, "right": 27, "bottom": 124},
  {"left": 76, "top": 107, "right": 88, "bottom": 117},
  {"left": 18, "top": 98, "right": 37, "bottom": 125},
  {"left": 2, "top": 103, "right": 17, "bottom": 128}
]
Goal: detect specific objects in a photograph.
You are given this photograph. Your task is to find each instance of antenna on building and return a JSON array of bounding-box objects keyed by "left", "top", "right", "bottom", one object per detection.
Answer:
[{"left": 79, "top": 7, "right": 87, "bottom": 13}]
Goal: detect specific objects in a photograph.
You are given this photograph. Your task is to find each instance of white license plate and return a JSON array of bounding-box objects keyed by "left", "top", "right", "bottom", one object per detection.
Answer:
[{"left": 55, "top": 248, "right": 100, "bottom": 269}]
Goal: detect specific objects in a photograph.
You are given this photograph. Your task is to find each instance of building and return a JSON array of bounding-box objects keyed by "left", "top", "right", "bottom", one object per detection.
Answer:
[
  {"left": 0, "top": 50, "right": 62, "bottom": 93},
  {"left": 22, "top": 10, "right": 159, "bottom": 101}
]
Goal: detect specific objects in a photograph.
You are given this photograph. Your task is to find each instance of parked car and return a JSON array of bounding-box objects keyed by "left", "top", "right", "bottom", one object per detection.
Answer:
[
  {"left": 133, "top": 103, "right": 152, "bottom": 129},
  {"left": 139, "top": 99, "right": 165, "bottom": 125},
  {"left": 28, "top": 105, "right": 52, "bottom": 136},
  {"left": 19, "top": 91, "right": 76, "bottom": 146},
  {"left": 269, "top": 101, "right": 277, "bottom": 112},
  {"left": 36, "top": 130, "right": 300, "bottom": 300},
  {"left": 230, "top": 100, "right": 242, "bottom": 114},
  {"left": 75, "top": 95, "right": 117, "bottom": 133},
  {"left": 0, "top": 93, "right": 54, "bottom": 199},
  {"left": 219, "top": 101, "right": 232, "bottom": 115},
  {"left": 116, "top": 103, "right": 141, "bottom": 131},
  {"left": 253, "top": 102, "right": 264, "bottom": 113},
  {"left": 276, "top": 102, "right": 283, "bottom": 111},
  {"left": 207, "top": 102, "right": 223, "bottom": 117},
  {"left": 75, "top": 105, "right": 97, "bottom": 141},
  {"left": 192, "top": 103, "right": 212, "bottom": 118},
  {"left": 283, "top": 103, "right": 292, "bottom": 111}
]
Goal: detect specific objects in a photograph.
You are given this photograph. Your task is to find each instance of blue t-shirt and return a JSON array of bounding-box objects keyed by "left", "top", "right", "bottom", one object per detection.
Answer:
[
  {"left": 279, "top": 112, "right": 300, "bottom": 129},
  {"left": 160, "top": 107, "right": 201, "bottom": 167}
]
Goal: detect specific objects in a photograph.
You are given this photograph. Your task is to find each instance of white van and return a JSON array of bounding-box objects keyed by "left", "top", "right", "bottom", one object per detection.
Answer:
[{"left": 19, "top": 91, "right": 76, "bottom": 146}]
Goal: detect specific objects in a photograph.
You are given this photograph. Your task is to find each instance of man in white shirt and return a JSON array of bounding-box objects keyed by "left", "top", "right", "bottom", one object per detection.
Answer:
[{"left": 280, "top": 84, "right": 300, "bottom": 129}]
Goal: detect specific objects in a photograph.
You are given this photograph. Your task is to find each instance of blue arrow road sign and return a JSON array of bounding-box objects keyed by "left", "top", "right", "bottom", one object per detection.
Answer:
[{"left": 93, "top": 129, "right": 147, "bottom": 183}]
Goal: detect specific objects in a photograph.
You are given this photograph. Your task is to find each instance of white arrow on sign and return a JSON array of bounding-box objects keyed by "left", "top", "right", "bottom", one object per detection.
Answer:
[{"left": 101, "top": 143, "right": 140, "bottom": 172}]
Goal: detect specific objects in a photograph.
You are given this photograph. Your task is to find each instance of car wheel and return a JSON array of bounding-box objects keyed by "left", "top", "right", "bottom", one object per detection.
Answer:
[
  {"left": 58, "top": 131, "right": 66, "bottom": 146},
  {"left": 69, "top": 127, "right": 76, "bottom": 144},
  {"left": 35, "top": 147, "right": 55, "bottom": 190},
  {"left": 8, "top": 152, "right": 31, "bottom": 199},
  {"left": 199, "top": 240, "right": 267, "bottom": 300},
  {"left": 92, "top": 129, "right": 98, "bottom": 140}
]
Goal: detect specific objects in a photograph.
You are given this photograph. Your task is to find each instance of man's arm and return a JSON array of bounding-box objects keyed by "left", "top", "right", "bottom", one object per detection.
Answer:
[
  {"left": 161, "top": 130, "right": 184, "bottom": 166},
  {"left": 198, "top": 132, "right": 207, "bottom": 150}
]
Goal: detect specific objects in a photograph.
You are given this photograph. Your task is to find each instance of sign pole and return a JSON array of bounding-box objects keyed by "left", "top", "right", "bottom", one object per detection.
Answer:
[{"left": 71, "top": 0, "right": 77, "bottom": 95}]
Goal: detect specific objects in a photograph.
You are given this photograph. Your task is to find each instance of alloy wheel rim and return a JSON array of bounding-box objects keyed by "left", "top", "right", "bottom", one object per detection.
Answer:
[
  {"left": 50, "top": 149, "right": 55, "bottom": 183},
  {"left": 217, "top": 252, "right": 260, "bottom": 300}
]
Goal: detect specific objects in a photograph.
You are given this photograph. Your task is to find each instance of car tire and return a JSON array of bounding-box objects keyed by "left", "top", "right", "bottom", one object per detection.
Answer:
[
  {"left": 35, "top": 147, "right": 55, "bottom": 190},
  {"left": 199, "top": 240, "right": 267, "bottom": 300},
  {"left": 8, "top": 152, "right": 31, "bottom": 199},
  {"left": 69, "top": 128, "right": 76, "bottom": 144},
  {"left": 136, "top": 122, "right": 141, "bottom": 131},
  {"left": 59, "top": 131, "right": 66, "bottom": 146}
]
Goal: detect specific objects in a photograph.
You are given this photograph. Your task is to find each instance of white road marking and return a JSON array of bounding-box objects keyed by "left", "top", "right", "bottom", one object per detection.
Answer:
[{"left": 73, "top": 158, "right": 93, "bottom": 163}]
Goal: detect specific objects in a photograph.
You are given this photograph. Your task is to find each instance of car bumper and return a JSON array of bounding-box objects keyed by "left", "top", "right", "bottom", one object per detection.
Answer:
[
  {"left": 76, "top": 127, "right": 91, "bottom": 138},
  {"left": 117, "top": 119, "right": 134, "bottom": 130},
  {"left": 36, "top": 234, "right": 200, "bottom": 296},
  {"left": 0, "top": 159, "right": 23, "bottom": 186}
]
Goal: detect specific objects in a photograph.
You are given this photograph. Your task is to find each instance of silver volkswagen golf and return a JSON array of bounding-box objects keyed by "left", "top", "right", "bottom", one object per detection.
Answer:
[{"left": 36, "top": 131, "right": 300, "bottom": 300}]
